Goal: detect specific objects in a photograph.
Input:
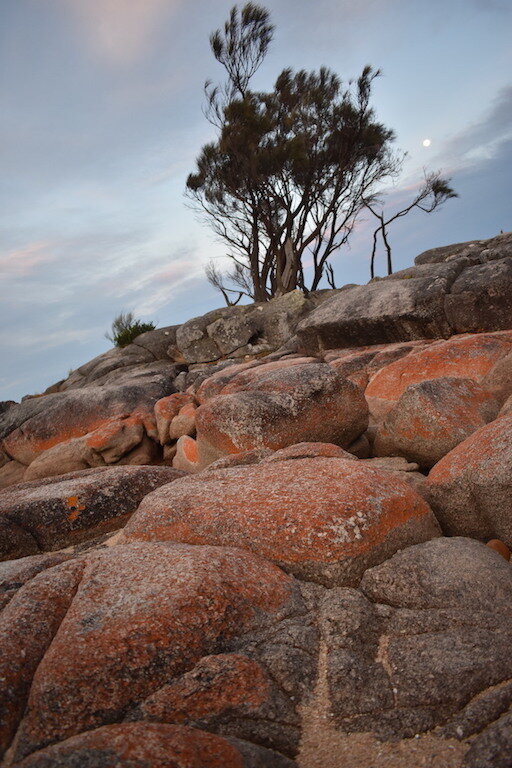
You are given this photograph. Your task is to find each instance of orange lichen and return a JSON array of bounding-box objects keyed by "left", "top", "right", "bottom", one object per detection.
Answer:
[{"left": 65, "top": 496, "right": 85, "bottom": 521}]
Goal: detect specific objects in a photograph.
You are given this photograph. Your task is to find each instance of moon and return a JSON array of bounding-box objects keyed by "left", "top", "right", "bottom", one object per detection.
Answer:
[{"left": 422, "top": 138, "right": 431, "bottom": 147}]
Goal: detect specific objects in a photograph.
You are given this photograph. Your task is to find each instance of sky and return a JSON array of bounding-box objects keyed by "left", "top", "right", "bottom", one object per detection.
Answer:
[{"left": 1, "top": 0, "right": 511, "bottom": 401}]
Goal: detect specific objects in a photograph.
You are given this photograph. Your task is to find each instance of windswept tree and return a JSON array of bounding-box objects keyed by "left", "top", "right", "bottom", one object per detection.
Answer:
[
  {"left": 186, "top": 3, "right": 399, "bottom": 302},
  {"left": 365, "top": 171, "right": 458, "bottom": 278}
]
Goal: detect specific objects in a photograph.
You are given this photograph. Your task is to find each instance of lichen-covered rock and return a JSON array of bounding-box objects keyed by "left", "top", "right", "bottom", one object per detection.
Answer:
[
  {"left": 0, "top": 378, "right": 175, "bottom": 468},
  {"left": 169, "top": 402, "right": 197, "bottom": 440},
  {"left": 365, "top": 331, "right": 512, "bottom": 420},
  {"left": 260, "top": 442, "right": 356, "bottom": 464},
  {"left": 324, "top": 340, "right": 427, "bottom": 391},
  {"left": 6, "top": 542, "right": 311, "bottom": 761},
  {"left": 0, "top": 466, "right": 184, "bottom": 561},
  {"left": 123, "top": 457, "right": 440, "bottom": 587},
  {"left": 0, "top": 551, "right": 73, "bottom": 610},
  {"left": 0, "top": 559, "right": 85, "bottom": 758},
  {"left": 133, "top": 652, "right": 301, "bottom": 756},
  {"left": 195, "top": 363, "right": 368, "bottom": 467},
  {"left": 427, "top": 413, "right": 512, "bottom": 543},
  {"left": 0, "top": 460, "right": 25, "bottom": 490},
  {"left": 482, "top": 350, "right": 512, "bottom": 405},
  {"left": 374, "top": 377, "right": 499, "bottom": 467},
  {"left": 154, "top": 392, "right": 196, "bottom": 445},
  {"left": 195, "top": 357, "right": 318, "bottom": 404},
  {"left": 13, "top": 723, "right": 296, "bottom": 768},
  {"left": 172, "top": 435, "right": 200, "bottom": 473}
]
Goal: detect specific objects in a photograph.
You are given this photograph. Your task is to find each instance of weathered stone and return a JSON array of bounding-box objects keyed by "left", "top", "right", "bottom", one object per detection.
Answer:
[
  {"left": 365, "top": 331, "right": 512, "bottom": 420},
  {"left": 123, "top": 457, "right": 440, "bottom": 587},
  {"left": 374, "top": 377, "right": 499, "bottom": 467},
  {"left": 0, "top": 378, "right": 175, "bottom": 467},
  {"left": 172, "top": 435, "right": 199, "bottom": 473},
  {"left": 0, "top": 466, "right": 184, "bottom": 561},
  {"left": 260, "top": 442, "right": 355, "bottom": 464},
  {"left": 13, "top": 723, "right": 296, "bottom": 768},
  {"left": 169, "top": 402, "right": 197, "bottom": 440},
  {"left": 195, "top": 363, "right": 368, "bottom": 467},
  {"left": 462, "top": 711, "right": 512, "bottom": 768},
  {"left": 8, "top": 542, "right": 307, "bottom": 760},
  {"left": 0, "top": 551, "right": 73, "bottom": 610},
  {"left": 319, "top": 538, "right": 512, "bottom": 740},
  {"left": 154, "top": 392, "right": 196, "bottom": 445},
  {"left": 482, "top": 350, "right": 512, "bottom": 405},
  {"left": 0, "top": 460, "right": 26, "bottom": 490},
  {"left": 133, "top": 652, "right": 301, "bottom": 757},
  {"left": 414, "top": 239, "right": 481, "bottom": 265},
  {"left": 0, "top": 559, "right": 85, "bottom": 759},
  {"left": 57, "top": 326, "right": 182, "bottom": 391},
  {"left": 206, "top": 448, "right": 273, "bottom": 471},
  {"left": 427, "top": 414, "right": 512, "bottom": 543},
  {"left": 176, "top": 292, "right": 324, "bottom": 365},
  {"left": 445, "top": 258, "right": 512, "bottom": 334},
  {"left": 296, "top": 261, "right": 464, "bottom": 353},
  {"left": 296, "top": 235, "right": 512, "bottom": 354},
  {"left": 195, "top": 357, "right": 317, "bottom": 405},
  {"left": 486, "top": 539, "right": 511, "bottom": 561}
]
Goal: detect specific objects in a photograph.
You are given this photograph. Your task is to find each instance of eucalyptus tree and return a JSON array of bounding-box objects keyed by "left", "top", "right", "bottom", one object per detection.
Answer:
[{"left": 187, "top": 4, "right": 398, "bottom": 301}]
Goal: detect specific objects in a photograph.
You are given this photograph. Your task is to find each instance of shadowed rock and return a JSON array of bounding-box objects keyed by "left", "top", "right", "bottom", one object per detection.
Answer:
[{"left": 0, "top": 466, "right": 184, "bottom": 561}]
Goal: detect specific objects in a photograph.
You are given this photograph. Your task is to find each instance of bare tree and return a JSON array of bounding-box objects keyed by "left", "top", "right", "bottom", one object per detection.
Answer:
[{"left": 365, "top": 171, "right": 458, "bottom": 278}]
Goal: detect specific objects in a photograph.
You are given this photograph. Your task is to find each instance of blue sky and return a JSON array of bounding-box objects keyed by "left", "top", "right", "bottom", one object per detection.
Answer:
[{"left": 1, "top": 0, "right": 511, "bottom": 401}]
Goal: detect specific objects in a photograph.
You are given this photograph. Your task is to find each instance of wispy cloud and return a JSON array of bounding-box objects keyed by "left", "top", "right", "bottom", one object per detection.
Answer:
[
  {"left": 431, "top": 85, "right": 512, "bottom": 173},
  {"left": 63, "top": 0, "right": 182, "bottom": 66},
  {"left": 0, "top": 242, "right": 57, "bottom": 277}
]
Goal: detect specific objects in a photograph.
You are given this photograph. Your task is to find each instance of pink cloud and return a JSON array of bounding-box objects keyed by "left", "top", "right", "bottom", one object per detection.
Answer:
[
  {"left": 0, "top": 242, "right": 57, "bottom": 277},
  {"left": 63, "top": 0, "right": 182, "bottom": 66}
]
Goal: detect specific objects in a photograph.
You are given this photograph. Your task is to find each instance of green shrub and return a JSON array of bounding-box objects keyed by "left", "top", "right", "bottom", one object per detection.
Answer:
[{"left": 105, "top": 312, "right": 156, "bottom": 348}]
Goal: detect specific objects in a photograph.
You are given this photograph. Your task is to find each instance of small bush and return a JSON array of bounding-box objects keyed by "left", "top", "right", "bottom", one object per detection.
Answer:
[{"left": 105, "top": 312, "right": 156, "bottom": 348}]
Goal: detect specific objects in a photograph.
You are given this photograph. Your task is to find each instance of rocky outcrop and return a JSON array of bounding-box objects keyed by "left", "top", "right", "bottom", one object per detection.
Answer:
[
  {"left": 365, "top": 330, "right": 512, "bottom": 420},
  {"left": 296, "top": 232, "right": 512, "bottom": 354},
  {"left": 2, "top": 231, "right": 512, "bottom": 768},
  {"left": 58, "top": 326, "right": 183, "bottom": 390},
  {"left": 13, "top": 723, "right": 296, "bottom": 768},
  {"left": 338, "top": 538, "right": 512, "bottom": 739},
  {"left": 175, "top": 291, "right": 326, "bottom": 364},
  {"left": 373, "top": 377, "right": 499, "bottom": 468}
]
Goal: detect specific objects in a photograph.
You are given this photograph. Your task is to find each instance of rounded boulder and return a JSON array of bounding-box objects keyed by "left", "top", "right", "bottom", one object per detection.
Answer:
[
  {"left": 123, "top": 457, "right": 441, "bottom": 587},
  {"left": 374, "top": 377, "right": 499, "bottom": 467},
  {"left": 427, "top": 413, "right": 512, "bottom": 544},
  {"left": 195, "top": 363, "right": 368, "bottom": 467}
]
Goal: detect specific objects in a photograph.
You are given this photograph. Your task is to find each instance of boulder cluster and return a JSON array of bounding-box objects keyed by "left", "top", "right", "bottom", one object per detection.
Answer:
[{"left": 1, "top": 232, "right": 511, "bottom": 768}]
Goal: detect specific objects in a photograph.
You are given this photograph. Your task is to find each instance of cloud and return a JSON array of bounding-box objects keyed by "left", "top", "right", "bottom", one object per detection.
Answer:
[
  {"left": 432, "top": 85, "right": 512, "bottom": 173},
  {"left": 63, "top": 0, "right": 181, "bottom": 66},
  {"left": 0, "top": 242, "right": 57, "bottom": 278}
]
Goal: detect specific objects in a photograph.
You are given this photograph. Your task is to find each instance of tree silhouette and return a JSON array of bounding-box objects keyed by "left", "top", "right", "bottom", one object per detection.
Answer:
[{"left": 187, "top": 3, "right": 399, "bottom": 302}]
